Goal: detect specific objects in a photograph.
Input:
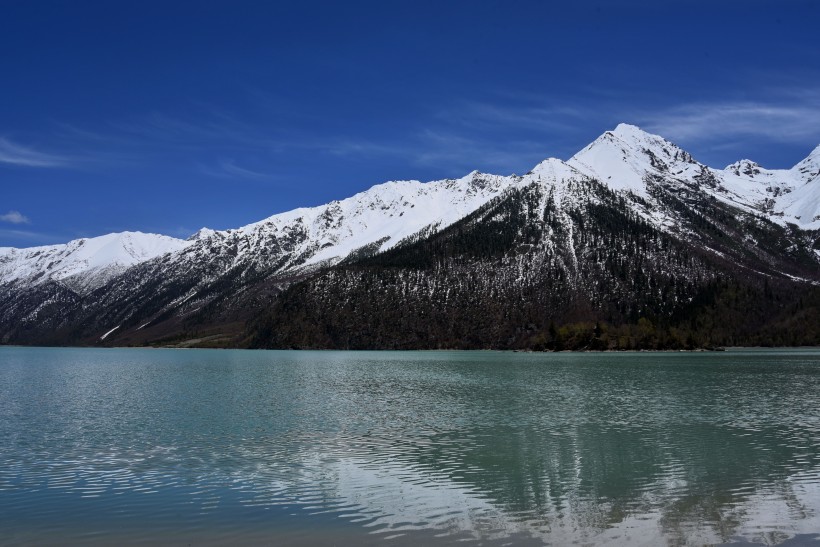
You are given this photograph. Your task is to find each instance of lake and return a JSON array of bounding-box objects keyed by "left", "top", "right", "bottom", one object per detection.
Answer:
[{"left": 1, "top": 347, "right": 819, "bottom": 545}]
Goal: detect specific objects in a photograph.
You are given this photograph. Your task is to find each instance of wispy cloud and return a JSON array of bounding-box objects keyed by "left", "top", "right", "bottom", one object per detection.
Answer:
[
  {"left": 412, "top": 98, "right": 609, "bottom": 170},
  {"left": 412, "top": 130, "right": 550, "bottom": 174},
  {"left": 199, "top": 158, "right": 271, "bottom": 181},
  {"left": 0, "top": 137, "right": 70, "bottom": 167},
  {"left": 111, "top": 111, "right": 282, "bottom": 151},
  {"left": 435, "top": 101, "right": 587, "bottom": 133},
  {"left": 0, "top": 228, "right": 58, "bottom": 245},
  {"left": 217, "top": 159, "right": 269, "bottom": 180},
  {"left": 321, "top": 138, "right": 405, "bottom": 158},
  {"left": 638, "top": 95, "right": 820, "bottom": 144},
  {"left": 0, "top": 210, "right": 30, "bottom": 224},
  {"left": 52, "top": 101, "right": 584, "bottom": 178}
]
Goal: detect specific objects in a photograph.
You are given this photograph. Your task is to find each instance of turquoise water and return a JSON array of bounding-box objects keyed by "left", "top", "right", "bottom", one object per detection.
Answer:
[{"left": 1, "top": 347, "right": 819, "bottom": 546}]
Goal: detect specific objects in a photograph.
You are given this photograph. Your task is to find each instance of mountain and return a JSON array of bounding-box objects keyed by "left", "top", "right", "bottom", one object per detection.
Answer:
[
  {"left": 248, "top": 161, "right": 820, "bottom": 350},
  {"left": 1, "top": 125, "right": 819, "bottom": 349},
  {"left": 0, "top": 231, "right": 189, "bottom": 295},
  {"left": 569, "top": 124, "right": 820, "bottom": 230}
]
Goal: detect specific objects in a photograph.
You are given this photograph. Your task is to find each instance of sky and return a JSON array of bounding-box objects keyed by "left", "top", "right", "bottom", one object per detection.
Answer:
[{"left": 2, "top": 0, "right": 820, "bottom": 247}]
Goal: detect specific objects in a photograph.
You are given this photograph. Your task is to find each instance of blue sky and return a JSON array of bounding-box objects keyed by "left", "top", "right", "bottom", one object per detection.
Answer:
[{"left": 2, "top": 0, "right": 819, "bottom": 247}]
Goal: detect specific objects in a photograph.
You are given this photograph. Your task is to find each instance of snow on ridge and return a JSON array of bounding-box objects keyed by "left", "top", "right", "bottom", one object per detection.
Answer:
[
  {"left": 792, "top": 144, "right": 820, "bottom": 184},
  {"left": 712, "top": 143, "right": 820, "bottom": 229},
  {"left": 168, "top": 163, "right": 600, "bottom": 281},
  {"left": 221, "top": 170, "right": 528, "bottom": 271},
  {"left": 4, "top": 125, "right": 819, "bottom": 293},
  {"left": 566, "top": 123, "right": 700, "bottom": 199},
  {"left": 530, "top": 157, "right": 584, "bottom": 183},
  {"left": 0, "top": 231, "right": 190, "bottom": 291},
  {"left": 100, "top": 325, "right": 120, "bottom": 341},
  {"left": 724, "top": 159, "right": 766, "bottom": 176},
  {"left": 187, "top": 227, "right": 217, "bottom": 241},
  {"left": 778, "top": 177, "right": 820, "bottom": 229},
  {"left": 564, "top": 124, "right": 820, "bottom": 229}
]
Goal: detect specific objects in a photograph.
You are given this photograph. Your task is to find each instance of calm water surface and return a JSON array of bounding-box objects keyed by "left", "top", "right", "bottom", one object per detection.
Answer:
[{"left": 1, "top": 347, "right": 819, "bottom": 546}]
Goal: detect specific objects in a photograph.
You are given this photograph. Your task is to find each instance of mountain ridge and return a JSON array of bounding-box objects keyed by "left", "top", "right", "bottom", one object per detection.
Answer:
[
  {"left": 4, "top": 124, "right": 818, "bottom": 275},
  {"left": 2, "top": 124, "right": 819, "bottom": 349},
  {"left": 0, "top": 231, "right": 190, "bottom": 295}
]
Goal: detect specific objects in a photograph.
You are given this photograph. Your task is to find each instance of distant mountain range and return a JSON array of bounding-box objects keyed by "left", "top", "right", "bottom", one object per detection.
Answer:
[{"left": 2, "top": 124, "right": 819, "bottom": 349}]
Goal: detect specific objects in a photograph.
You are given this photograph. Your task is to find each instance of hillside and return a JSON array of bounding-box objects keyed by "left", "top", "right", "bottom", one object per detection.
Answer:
[{"left": 1, "top": 125, "right": 818, "bottom": 349}]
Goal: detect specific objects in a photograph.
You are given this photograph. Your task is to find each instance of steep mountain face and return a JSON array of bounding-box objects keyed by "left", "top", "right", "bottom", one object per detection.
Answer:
[
  {"left": 0, "top": 231, "right": 189, "bottom": 294},
  {"left": 569, "top": 124, "right": 820, "bottom": 231},
  {"left": 1, "top": 125, "right": 819, "bottom": 348},
  {"left": 248, "top": 180, "right": 704, "bottom": 349},
  {"left": 247, "top": 177, "right": 820, "bottom": 350},
  {"left": 1, "top": 170, "right": 530, "bottom": 345},
  {"left": 0, "top": 232, "right": 189, "bottom": 344}
]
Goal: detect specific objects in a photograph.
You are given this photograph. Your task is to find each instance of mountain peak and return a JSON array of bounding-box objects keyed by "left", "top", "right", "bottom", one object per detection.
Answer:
[
  {"left": 792, "top": 144, "right": 820, "bottom": 184},
  {"left": 188, "top": 227, "right": 216, "bottom": 241},
  {"left": 724, "top": 159, "right": 764, "bottom": 177},
  {"left": 611, "top": 123, "right": 652, "bottom": 140},
  {"left": 609, "top": 123, "right": 689, "bottom": 157},
  {"left": 0, "top": 230, "right": 189, "bottom": 293},
  {"left": 529, "top": 157, "right": 582, "bottom": 183},
  {"left": 566, "top": 123, "right": 699, "bottom": 197}
]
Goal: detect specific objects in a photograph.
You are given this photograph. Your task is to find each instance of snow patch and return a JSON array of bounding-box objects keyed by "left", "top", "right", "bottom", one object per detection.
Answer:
[
  {"left": 0, "top": 232, "right": 190, "bottom": 292},
  {"left": 3, "top": 124, "right": 818, "bottom": 300},
  {"left": 100, "top": 325, "right": 120, "bottom": 340}
]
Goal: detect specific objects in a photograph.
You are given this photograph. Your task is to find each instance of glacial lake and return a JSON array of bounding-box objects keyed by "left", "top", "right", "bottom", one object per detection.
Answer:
[{"left": 1, "top": 348, "right": 819, "bottom": 546}]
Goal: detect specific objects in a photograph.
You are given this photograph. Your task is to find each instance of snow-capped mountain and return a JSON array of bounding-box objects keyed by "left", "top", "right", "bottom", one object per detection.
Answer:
[
  {"left": 569, "top": 123, "right": 820, "bottom": 229},
  {"left": 3, "top": 123, "right": 817, "bottom": 292},
  {"left": 568, "top": 123, "right": 701, "bottom": 199},
  {"left": 186, "top": 169, "right": 521, "bottom": 277},
  {"left": 1, "top": 124, "right": 818, "bottom": 348},
  {"left": 0, "top": 231, "right": 189, "bottom": 295},
  {"left": 188, "top": 122, "right": 817, "bottom": 278},
  {"left": 777, "top": 145, "right": 820, "bottom": 227}
]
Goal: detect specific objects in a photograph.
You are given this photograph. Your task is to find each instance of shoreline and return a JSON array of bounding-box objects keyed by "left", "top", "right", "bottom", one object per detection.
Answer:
[{"left": 2, "top": 344, "right": 819, "bottom": 353}]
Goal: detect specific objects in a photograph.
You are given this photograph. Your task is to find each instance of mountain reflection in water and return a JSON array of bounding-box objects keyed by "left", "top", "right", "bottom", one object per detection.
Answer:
[{"left": 1, "top": 347, "right": 819, "bottom": 546}]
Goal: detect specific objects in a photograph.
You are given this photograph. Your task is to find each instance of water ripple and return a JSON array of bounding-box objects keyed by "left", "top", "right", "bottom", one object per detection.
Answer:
[{"left": 1, "top": 347, "right": 820, "bottom": 545}]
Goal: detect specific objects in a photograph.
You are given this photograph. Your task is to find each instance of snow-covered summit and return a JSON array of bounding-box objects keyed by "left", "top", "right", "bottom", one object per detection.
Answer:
[
  {"left": 566, "top": 123, "right": 700, "bottom": 199},
  {"left": 792, "top": 144, "right": 820, "bottom": 183},
  {"left": 529, "top": 157, "right": 584, "bottom": 182},
  {"left": 778, "top": 147, "right": 820, "bottom": 228},
  {"left": 563, "top": 124, "right": 820, "bottom": 229},
  {"left": 0, "top": 231, "right": 190, "bottom": 294},
  {"left": 3, "top": 124, "right": 819, "bottom": 299},
  {"left": 191, "top": 169, "right": 526, "bottom": 275},
  {"left": 187, "top": 227, "right": 217, "bottom": 241},
  {"left": 712, "top": 143, "right": 820, "bottom": 228},
  {"left": 725, "top": 160, "right": 765, "bottom": 178}
]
